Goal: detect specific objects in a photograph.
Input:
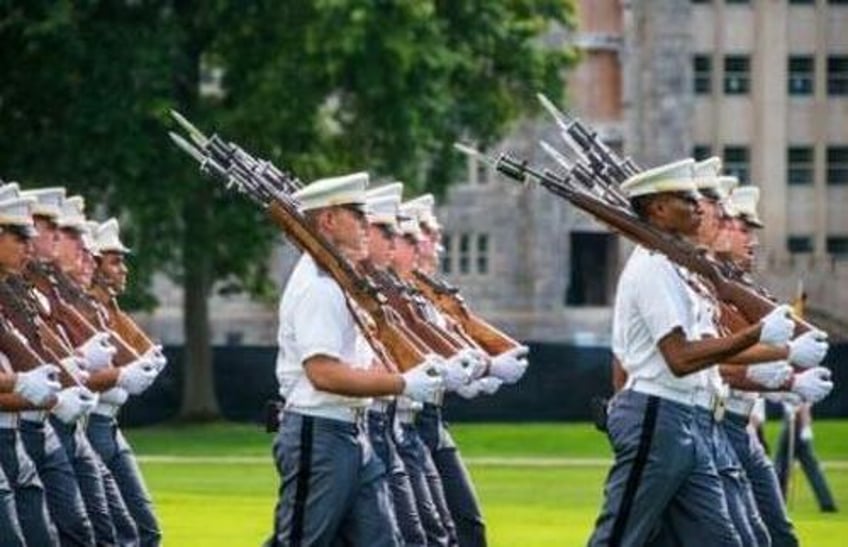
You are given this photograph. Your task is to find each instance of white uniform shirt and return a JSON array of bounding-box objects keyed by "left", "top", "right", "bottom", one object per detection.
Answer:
[
  {"left": 613, "top": 246, "right": 711, "bottom": 392},
  {"left": 275, "top": 254, "right": 370, "bottom": 419}
]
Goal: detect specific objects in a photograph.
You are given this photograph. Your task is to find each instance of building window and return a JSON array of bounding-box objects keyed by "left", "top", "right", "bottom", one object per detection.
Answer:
[
  {"left": 693, "top": 55, "right": 712, "bottom": 95},
  {"left": 789, "top": 0, "right": 814, "bottom": 4},
  {"left": 475, "top": 234, "right": 489, "bottom": 274},
  {"left": 724, "top": 55, "right": 751, "bottom": 94},
  {"left": 787, "top": 147, "right": 814, "bottom": 185},
  {"left": 788, "top": 56, "right": 814, "bottom": 95},
  {"left": 827, "top": 236, "right": 848, "bottom": 257},
  {"left": 828, "top": 56, "right": 848, "bottom": 95},
  {"left": 440, "top": 234, "right": 452, "bottom": 274},
  {"left": 458, "top": 234, "right": 471, "bottom": 274},
  {"left": 829, "top": 0, "right": 848, "bottom": 5},
  {"left": 693, "top": 145, "right": 713, "bottom": 161},
  {"left": 827, "top": 146, "right": 848, "bottom": 184},
  {"left": 723, "top": 146, "right": 750, "bottom": 183},
  {"left": 787, "top": 236, "right": 814, "bottom": 253},
  {"left": 725, "top": 0, "right": 749, "bottom": 3},
  {"left": 565, "top": 233, "right": 615, "bottom": 307}
]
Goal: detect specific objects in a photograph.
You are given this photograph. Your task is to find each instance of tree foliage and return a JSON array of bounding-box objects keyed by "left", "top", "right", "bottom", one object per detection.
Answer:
[{"left": 0, "top": 0, "right": 576, "bottom": 416}]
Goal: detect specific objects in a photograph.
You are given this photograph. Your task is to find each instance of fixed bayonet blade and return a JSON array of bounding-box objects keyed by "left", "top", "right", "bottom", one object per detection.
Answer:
[
  {"left": 537, "top": 93, "right": 573, "bottom": 131},
  {"left": 452, "top": 142, "right": 498, "bottom": 168},
  {"left": 168, "top": 132, "right": 207, "bottom": 165},
  {"left": 539, "top": 140, "right": 573, "bottom": 171},
  {"left": 170, "top": 110, "right": 209, "bottom": 148}
]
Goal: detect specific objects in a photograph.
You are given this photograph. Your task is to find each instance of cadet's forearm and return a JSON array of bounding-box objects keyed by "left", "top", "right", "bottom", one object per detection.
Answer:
[
  {"left": 86, "top": 368, "right": 120, "bottom": 392},
  {"left": 304, "top": 357, "right": 403, "bottom": 397},
  {"left": 723, "top": 343, "right": 788, "bottom": 365},
  {"left": 612, "top": 357, "right": 627, "bottom": 393},
  {"left": 0, "top": 373, "right": 16, "bottom": 393},
  {"left": 659, "top": 324, "right": 762, "bottom": 377},
  {"left": 0, "top": 392, "right": 54, "bottom": 411}
]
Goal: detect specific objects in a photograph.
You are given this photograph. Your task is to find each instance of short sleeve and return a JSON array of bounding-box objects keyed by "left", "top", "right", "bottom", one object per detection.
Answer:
[
  {"left": 292, "top": 278, "right": 351, "bottom": 364},
  {"left": 633, "top": 258, "right": 691, "bottom": 343}
]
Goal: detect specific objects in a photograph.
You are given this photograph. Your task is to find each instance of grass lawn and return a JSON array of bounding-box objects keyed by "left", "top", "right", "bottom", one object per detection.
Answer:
[{"left": 127, "top": 420, "right": 848, "bottom": 546}]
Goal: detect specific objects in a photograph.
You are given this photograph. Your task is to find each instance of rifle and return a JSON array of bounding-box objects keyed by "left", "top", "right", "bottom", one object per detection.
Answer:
[
  {"left": 470, "top": 148, "right": 818, "bottom": 335},
  {"left": 361, "top": 263, "right": 466, "bottom": 357},
  {"left": 89, "top": 281, "right": 156, "bottom": 354},
  {"left": 411, "top": 270, "right": 520, "bottom": 356},
  {"left": 25, "top": 262, "right": 141, "bottom": 365},
  {"left": 170, "top": 118, "right": 432, "bottom": 373}
]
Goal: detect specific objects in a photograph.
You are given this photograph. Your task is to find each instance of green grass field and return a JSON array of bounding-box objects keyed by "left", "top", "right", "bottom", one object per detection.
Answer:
[{"left": 126, "top": 420, "right": 848, "bottom": 546}]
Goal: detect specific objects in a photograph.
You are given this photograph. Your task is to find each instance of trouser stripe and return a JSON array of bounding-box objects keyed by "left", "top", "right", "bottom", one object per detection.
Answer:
[{"left": 289, "top": 416, "right": 314, "bottom": 547}]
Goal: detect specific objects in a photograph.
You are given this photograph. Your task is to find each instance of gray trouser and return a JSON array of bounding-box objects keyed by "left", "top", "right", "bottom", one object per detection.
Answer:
[
  {"left": 417, "top": 403, "right": 480, "bottom": 547},
  {"left": 395, "top": 420, "right": 453, "bottom": 547},
  {"left": 51, "top": 415, "right": 139, "bottom": 547},
  {"left": 774, "top": 416, "right": 837, "bottom": 512},
  {"left": 87, "top": 414, "right": 160, "bottom": 546},
  {"left": 697, "top": 409, "right": 770, "bottom": 547},
  {"left": 268, "top": 411, "right": 400, "bottom": 547},
  {"left": 724, "top": 412, "right": 798, "bottom": 547},
  {"left": 20, "top": 418, "right": 95, "bottom": 546},
  {"left": 367, "top": 409, "right": 428, "bottom": 547},
  {"left": 0, "top": 455, "right": 26, "bottom": 547},
  {"left": 588, "top": 389, "right": 742, "bottom": 547},
  {"left": 0, "top": 426, "right": 59, "bottom": 546}
]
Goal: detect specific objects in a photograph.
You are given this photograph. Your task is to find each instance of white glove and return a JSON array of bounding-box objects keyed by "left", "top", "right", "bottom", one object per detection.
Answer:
[
  {"left": 790, "top": 367, "right": 834, "bottom": 404},
  {"left": 77, "top": 332, "right": 117, "bottom": 371},
  {"left": 489, "top": 345, "right": 529, "bottom": 384},
  {"left": 745, "top": 361, "right": 793, "bottom": 389},
  {"left": 799, "top": 425, "right": 814, "bottom": 442},
  {"left": 455, "top": 376, "right": 504, "bottom": 399},
  {"left": 13, "top": 364, "right": 62, "bottom": 406},
  {"left": 437, "top": 354, "right": 473, "bottom": 391},
  {"left": 143, "top": 345, "right": 168, "bottom": 373},
  {"left": 476, "top": 376, "right": 503, "bottom": 395},
  {"left": 759, "top": 305, "right": 795, "bottom": 346},
  {"left": 788, "top": 331, "right": 829, "bottom": 369},
  {"left": 459, "top": 349, "right": 489, "bottom": 380},
  {"left": 401, "top": 358, "right": 444, "bottom": 403},
  {"left": 51, "top": 386, "right": 98, "bottom": 424},
  {"left": 117, "top": 359, "right": 159, "bottom": 395},
  {"left": 99, "top": 387, "right": 129, "bottom": 405}
]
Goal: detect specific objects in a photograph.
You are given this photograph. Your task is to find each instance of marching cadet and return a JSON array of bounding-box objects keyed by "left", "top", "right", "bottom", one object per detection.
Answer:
[
  {"left": 24, "top": 188, "right": 143, "bottom": 546},
  {"left": 588, "top": 159, "right": 798, "bottom": 547},
  {"left": 268, "top": 172, "right": 444, "bottom": 547},
  {"left": 85, "top": 214, "right": 163, "bottom": 546},
  {"left": 30, "top": 193, "right": 158, "bottom": 545},
  {"left": 0, "top": 194, "right": 61, "bottom": 546},
  {"left": 10, "top": 188, "right": 104, "bottom": 547},
  {"left": 361, "top": 183, "right": 434, "bottom": 547},
  {"left": 403, "top": 195, "right": 526, "bottom": 547},
  {"left": 723, "top": 186, "right": 832, "bottom": 544}
]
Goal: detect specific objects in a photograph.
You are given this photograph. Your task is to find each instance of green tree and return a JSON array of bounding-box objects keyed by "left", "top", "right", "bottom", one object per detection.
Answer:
[{"left": 0, "top": 0, "right": 576, "bottom": 419}]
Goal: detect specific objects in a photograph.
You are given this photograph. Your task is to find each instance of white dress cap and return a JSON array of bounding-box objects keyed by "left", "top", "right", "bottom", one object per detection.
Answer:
[
  {"left": 94, "top": 218, "right": 131, "bottom": 254},
  {"left": 293, "top": 172, "right": 369, "bottom": 212},
  {"left": 693, "top": 156, "right": 722, "bottom": 191},
  {"left": 57, "top": 195, "right": 87, "bottom": 231},
  {"left": 21, "top": 187, "right": 66, "bottom": 219},
  {"left": 716, "top": 176, "right": 739, "bottom": 202},
  {"left": 365, "top": 182, "right": 403, "bottom": 202},
  {"left": 397, "top": 202, "right": 423, "bottom": 239},
  {"left": 402, "top": 193, "right": 440, "bottom": 231},
  {"left": 729, "top": 186, "right": 763, "bottom": 227},
  {"left": 366, "top": 195, "right": 400, "bottom": 228},
  {"left": 81, "top": 221, "right": 100, "bottom": 254},
  {"left": 0, "top": 183, "right": 21, "bottom": 202},
  {"left": 0, "top": 197, "right": 38, "bottom": 237},
  {"left": 621, "top": 158, "right": 697, "bottom": 198}
]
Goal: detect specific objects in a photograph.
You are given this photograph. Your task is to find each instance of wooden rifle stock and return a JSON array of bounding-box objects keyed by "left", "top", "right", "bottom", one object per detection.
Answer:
[
  {"left": 363, "top": 265, "right": 465, "bottom": 358},
  {"left": 264, "top": 202, "right": 427, "bottom": 371},
  {"left": 411, "top": 271, "right": 519, "bottom": 356}
]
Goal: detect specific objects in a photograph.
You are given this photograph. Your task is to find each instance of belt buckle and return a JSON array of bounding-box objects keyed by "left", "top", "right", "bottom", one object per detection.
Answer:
[{"left": 711, "top": 394, "right": 726, "bottom": 422}]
